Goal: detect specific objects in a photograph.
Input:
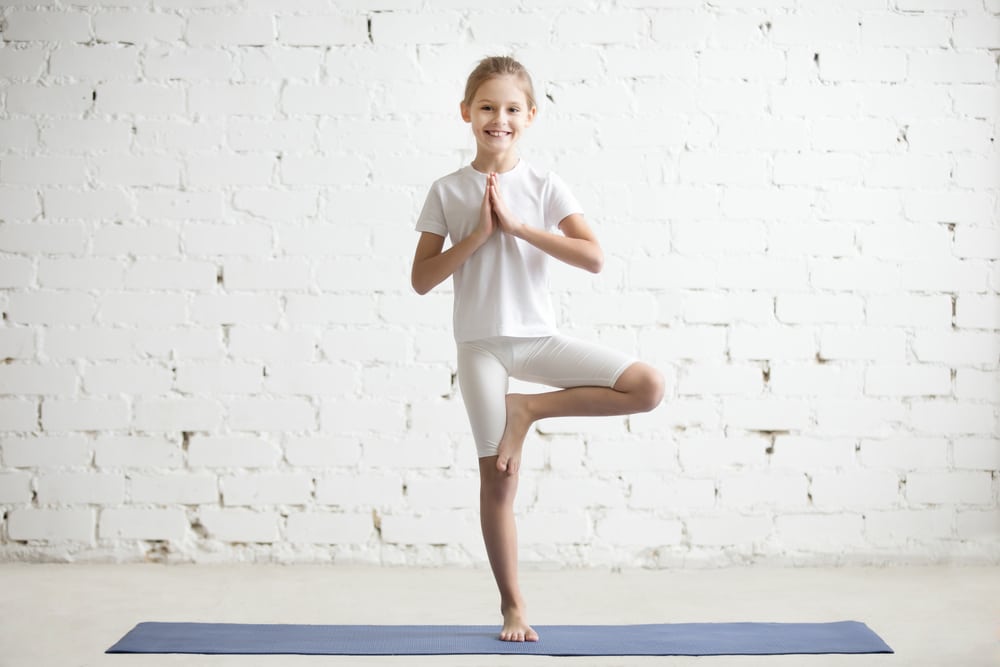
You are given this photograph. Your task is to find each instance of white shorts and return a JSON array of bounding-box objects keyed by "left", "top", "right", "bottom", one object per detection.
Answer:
[{"left": 456, "top": 335, "right": 637, "bottom": 458}]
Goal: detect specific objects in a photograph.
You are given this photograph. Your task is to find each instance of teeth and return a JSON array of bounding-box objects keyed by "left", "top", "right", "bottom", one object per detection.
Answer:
[{"left": 487, "top": 131, "right": 510, "bottom": 137}]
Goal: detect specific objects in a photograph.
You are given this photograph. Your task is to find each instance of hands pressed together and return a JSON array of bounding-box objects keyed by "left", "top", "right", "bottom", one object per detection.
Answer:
[{"left": 477, "top": 172, "right": 524, "bottom": 241}]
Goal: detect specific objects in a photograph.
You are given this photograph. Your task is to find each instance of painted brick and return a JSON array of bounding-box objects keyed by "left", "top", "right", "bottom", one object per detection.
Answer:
[
  {"left": 688, "top": 515, "right": 772, "bottom": 547},
  {"left": 404, "top": 477, "right": 478, "bottom": 510},
  {"left": 7, "top": 509, "right": 94, "bottom": 542},
  {"left": 860, "top": 14, "right": 950, "bottom": 47},
  {"left": 95, "top": 11, "right": 184, "bottom": 43},
  {"left": 279, "top": 14, "right": 367, "bottom": 45},
  {"left": 908, "top": 51, "right": 996, "bottom": 84},
  {"left": 768, "top": 365, "right": 865, "bottom": 398},
  {"left": 819, "top": 49, "right": 906, "bottom": 83},
  {"left": 186, "top": 14, "right": 275, "bottom": 46},
  {"left": 42, "top": 399, "right": 129, "bottom": 431},
  {"left": 84, "top": 364, "right": 173, "bottom": 396},
  {"left": 814, "top": 399, "right": 909, "bottom": 437},
  {"left": 810, "top": 470, "right": 901, "bottom": 509},
  {"left": 222, "top": 472, "right": 313, "bottom": 506},
  {"left": 133, "top": 399, "right": 224, "bottom": 432},
  {"left": 913, "top": 331, "right": 1000, "bottom": 366},
  {"left": 284, "top": 436, "right": 362, "bottom": 468},
  {"left": 316, "top": 474, "right": 404, "bottom": 508},
  {"left": 719, "top": 471, "right": 809, "bottom": 509},
  {"left": 0, "top": 328, "right": 35, "bottom": 361},
  {"left": 198, "top": 508, "right": 280, "bottom": 542},
  {"left": 729, "top": 326, "right": 816, "bottom": 361},
  {"left": 865, "top": 365, "right": 951, "bottom": 397},
  {"left": 37, "top": 472, "right": 125, "bottom": 504},
  {"left": 819, "top": 328, "right": 907, "bottom": 362},
  {"left": 380, "top": 510, "right": 480, "bottom": 546},
  {"left": 0, "top": 400, "right": 38, "bottom": 432},
  {"left": 520, "top": 511, "right": 591, "bottom": 545},
  {"left": 676, "top": 363, "right": 763, "bottom": 396},
  {"left": 286, "top": 512, "right": 373, "bottom": 544},
  {"left": 556, "top": 11, "right": 645, "bottom": 44},
  {"left": 866, "top": 295, "right": 951, "bottom": 329},
  {"left": 370, "top": 12, "right": 464, "bottom": 45},
  {"left": 956, "top": 510, "right": 1000, "bottom": 541},
  {"left": 769, "top": 436, "right": 856, "bottom": 470},
  {"left": 0, "top": 472, "right": 32, "bottom": 503},
  {"left": 774, "top": 513, "right": 866, "bottom": 550},
  {"left": 953, "top": 438, "right": 1000, "bottom": 471},
  {"left": 0, "top": 44, "right": 47, "bottom": 78},
  {"left": 95, "top": 83, "right": 186, "bottom": 115},
  {"left": 955, "top": 370, "right": 1000, "bottom": 401},
  {"left": 187, "top": 436, "right": 282, "bottom": 468},
  {"left": 0, "top": 256, "right": 33, "bottom": 289},
  {"left": 595, "top": 511, "right": 683, "bottom": 546},
  {"left": 907, "top": 471, "right": 993, "bottom": 505},
  {"left": 128, "top": 473, "right": 220, "bottom": 505},
  {"left": 858, "top": 438, "right": 950, "bottom": 471},
  {"left": 909, "top": 401, "right": 996, "bottom": 436},
  {"left": 99, "top": 509, "right": 188, "bottom": 540},
  {"left": 865, "top": 509, "right": 953, "bottom": 546},
  {"left": 3, "top": 10, "right": 91, "bottom": 42}
]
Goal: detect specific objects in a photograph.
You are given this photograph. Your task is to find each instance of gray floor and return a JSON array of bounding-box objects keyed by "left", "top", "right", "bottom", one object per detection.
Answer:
[{"left": 1, "top": 563, "right": 997, "bottom": 666}]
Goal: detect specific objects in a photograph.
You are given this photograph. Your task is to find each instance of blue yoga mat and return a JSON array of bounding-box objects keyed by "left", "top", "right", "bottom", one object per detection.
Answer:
[{"left": 107, "top": 621, "right": 893, "bottom": 656}]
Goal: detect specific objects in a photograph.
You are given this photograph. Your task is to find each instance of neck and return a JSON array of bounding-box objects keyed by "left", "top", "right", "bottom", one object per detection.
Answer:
[{"left": 471, "top": 151, "right": 520, "bottom": 174}]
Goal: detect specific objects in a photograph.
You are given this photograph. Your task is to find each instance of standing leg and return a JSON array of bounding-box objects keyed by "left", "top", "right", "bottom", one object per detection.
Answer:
[
  {"left": 457, "top": 341, "right": 538, "bottom": 642},
  {"left": 478, "top": 457, "right": 538, "bottom": 642}
]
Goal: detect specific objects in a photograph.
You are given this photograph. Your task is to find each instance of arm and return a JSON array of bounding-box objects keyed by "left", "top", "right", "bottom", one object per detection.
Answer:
[
  {"left": 487, "top": 173, "right": 603, "bottom": 273},
  {"left": 518, "top": 213, "right": 604, "bottom": 274},
  {"left": 411, "top": 184, "right": 497, "bottom": 295},
  {"left": 411, "top": 229, "right": 488, "bottom": 295}
]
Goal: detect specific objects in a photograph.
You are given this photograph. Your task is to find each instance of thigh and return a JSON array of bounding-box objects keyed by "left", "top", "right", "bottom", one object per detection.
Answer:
[
  {"left": 511, "top": 335, "right": 637, "bottom": 389},
  {"left": 456, "top": 341, "right": 510, "bottom": 458}
]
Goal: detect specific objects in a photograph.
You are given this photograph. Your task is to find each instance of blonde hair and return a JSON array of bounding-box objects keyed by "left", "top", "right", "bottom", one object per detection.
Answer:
[{"left": 462, "top": 56, "right": 537, "bottom": 110}]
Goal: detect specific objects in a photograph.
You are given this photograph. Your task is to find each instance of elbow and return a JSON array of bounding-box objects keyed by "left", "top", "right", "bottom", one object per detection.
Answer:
[
  {"left": 411, "top": 271, "right": 435, "bottom": 295},
  {"left": 410, "top": 272, "right": 426, "bottom": 295},
  {"left": 587, "top": 249, "right": 604, "bottom": 274}
]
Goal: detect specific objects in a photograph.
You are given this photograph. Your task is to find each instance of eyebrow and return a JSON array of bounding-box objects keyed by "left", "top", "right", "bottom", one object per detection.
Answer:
[{"left": 476, "top": 98, "right": 523, "bottom": 105}]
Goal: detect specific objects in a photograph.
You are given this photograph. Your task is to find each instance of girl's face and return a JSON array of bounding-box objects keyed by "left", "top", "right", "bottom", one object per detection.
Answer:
[{"left": 461, "top": 75, "right": 536, "bottom": 156}]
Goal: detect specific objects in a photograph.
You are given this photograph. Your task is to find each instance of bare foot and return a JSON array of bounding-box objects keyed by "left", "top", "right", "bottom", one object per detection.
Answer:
[
  {"left": 496, "top": 393, "right": 532, "bottom": 475},
  {"left": 500, "top": 605, "right": 539, "bottom": 642}
]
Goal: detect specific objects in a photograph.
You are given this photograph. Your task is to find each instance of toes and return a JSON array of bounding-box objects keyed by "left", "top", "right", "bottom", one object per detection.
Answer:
[{"left": 500, "top": 627, "right": 536, "bottom": 642}]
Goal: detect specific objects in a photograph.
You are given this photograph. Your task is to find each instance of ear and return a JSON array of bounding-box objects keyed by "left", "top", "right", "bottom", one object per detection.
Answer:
[
  {"left": 460, "top": 101, "right": 471, "bottom": 123},
  {"left": 525, "top": 105, "right": 537, "bottom": 127}
]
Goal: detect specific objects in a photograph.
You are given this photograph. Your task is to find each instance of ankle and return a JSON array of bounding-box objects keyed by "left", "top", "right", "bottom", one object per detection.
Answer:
[{"left": 501, "top": 597, "right": 526, "bottom": 614}]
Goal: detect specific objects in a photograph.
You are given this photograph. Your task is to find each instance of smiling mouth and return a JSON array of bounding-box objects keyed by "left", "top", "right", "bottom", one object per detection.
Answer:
[{"left": 486, "top": 130, "right": 512, "bottom": 137}]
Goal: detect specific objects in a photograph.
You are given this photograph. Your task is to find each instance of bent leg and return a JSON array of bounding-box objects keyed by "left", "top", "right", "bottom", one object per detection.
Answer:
[
  {"left": 498, "top": 360, "right": 665, "bottom": 474},
  {"left": 479, "top": 457, "right": 538, "bottom": 642}
]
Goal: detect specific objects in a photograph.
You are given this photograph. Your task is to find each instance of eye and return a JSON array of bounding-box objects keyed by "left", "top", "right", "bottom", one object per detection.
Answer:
[
  {"left": 508, "top": 107, "right": 520, "bottom": 113},
  {"left": 480, "top": 105, "right": 493, "bottom": 111}
]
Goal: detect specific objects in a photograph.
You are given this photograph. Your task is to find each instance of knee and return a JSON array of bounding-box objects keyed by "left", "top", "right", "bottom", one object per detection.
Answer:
[
  {"left": 635, "top": 366, "right": 665, "bottom": 413},
  {"left": 480, "top": 463, "right": 518, "bottom": 504}
]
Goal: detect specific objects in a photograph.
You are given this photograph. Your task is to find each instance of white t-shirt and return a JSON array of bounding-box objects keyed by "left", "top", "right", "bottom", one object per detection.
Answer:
[{"left": 415, "top": 160, "right": 584, "bottom": 343}]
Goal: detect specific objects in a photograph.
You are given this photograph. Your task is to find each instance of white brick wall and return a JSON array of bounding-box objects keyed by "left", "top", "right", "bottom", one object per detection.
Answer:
[{"left": 0, "top": 0, "right": 996, "bottom": 567}]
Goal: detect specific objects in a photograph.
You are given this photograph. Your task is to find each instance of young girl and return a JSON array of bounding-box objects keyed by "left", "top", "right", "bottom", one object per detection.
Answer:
[{"left": 411, "top": 56, "right": 664, "bottom": 643}]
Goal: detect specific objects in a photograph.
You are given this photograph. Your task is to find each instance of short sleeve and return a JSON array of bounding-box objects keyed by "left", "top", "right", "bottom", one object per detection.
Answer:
[
  {"left": 543, "top": 172, "right": 584, "bottom": 229},
  {"left": 415, "top": 182, "right": 448, "bottom": 238}
]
